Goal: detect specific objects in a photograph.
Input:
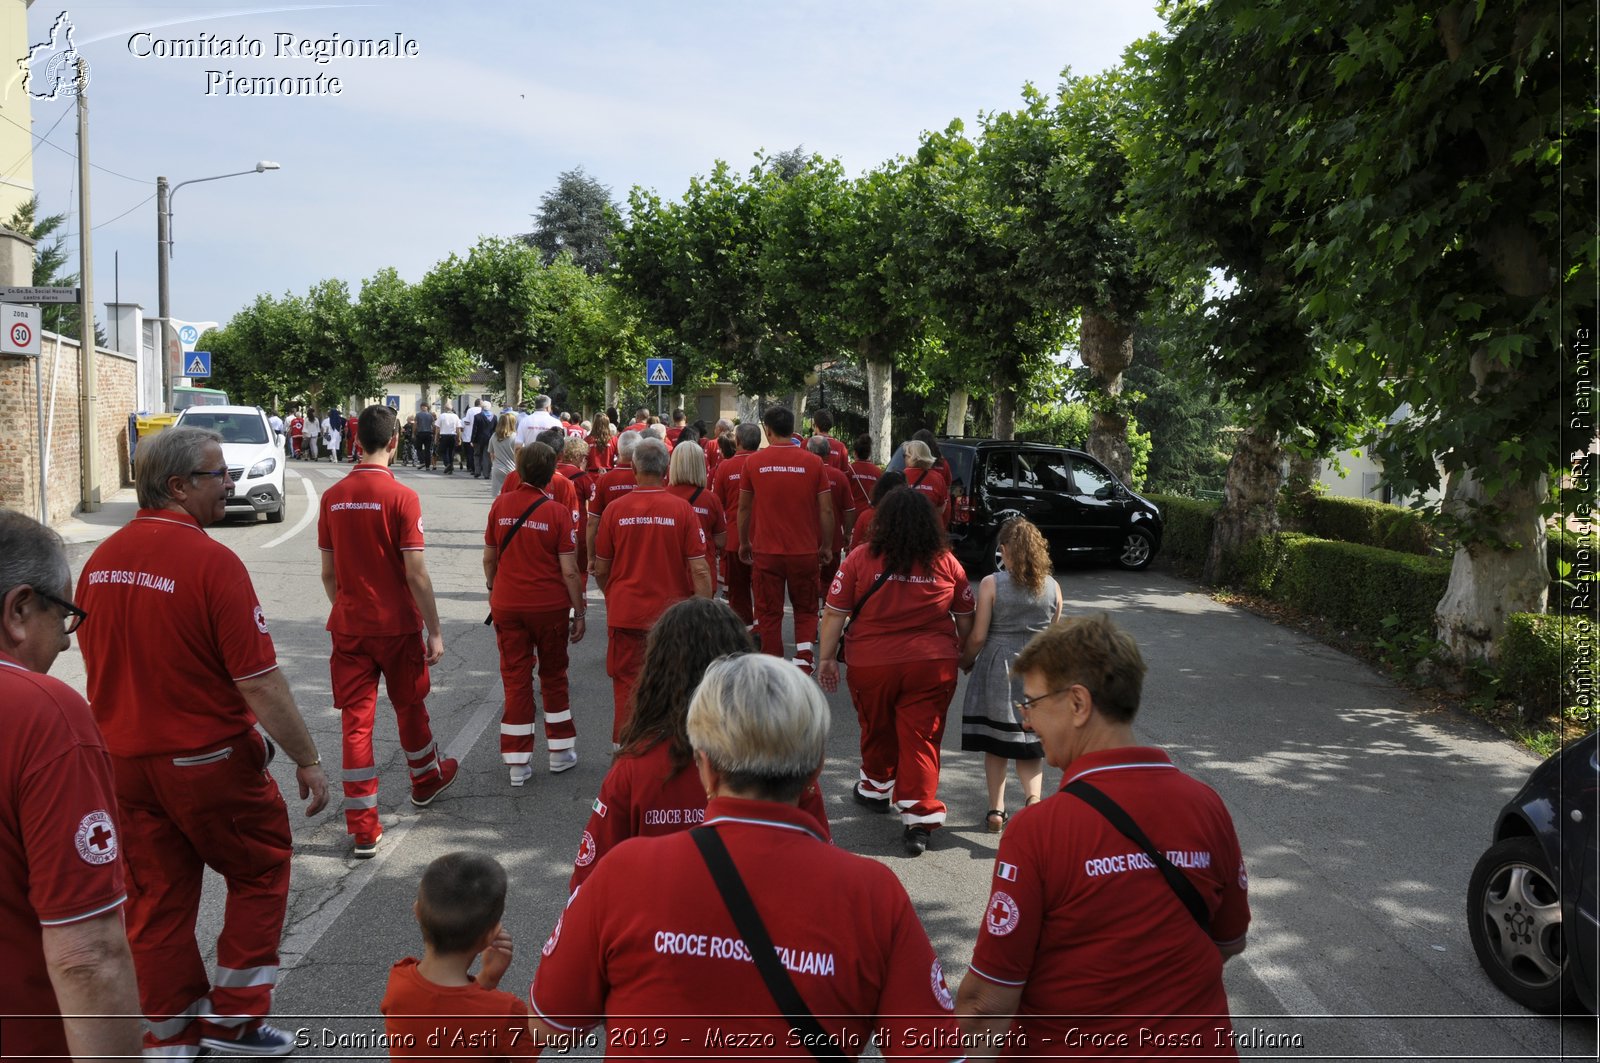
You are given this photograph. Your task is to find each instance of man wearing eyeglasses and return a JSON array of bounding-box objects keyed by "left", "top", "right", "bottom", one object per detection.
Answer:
[
  {"left": 0, "top": 510, "right": 143, "bottom": 1062},
  {"left": 955, "top": 614, "right": 1250, "bottom": 1059},
  {"left": 76, "top": 426, "right": 330, "bottom": 1059}
]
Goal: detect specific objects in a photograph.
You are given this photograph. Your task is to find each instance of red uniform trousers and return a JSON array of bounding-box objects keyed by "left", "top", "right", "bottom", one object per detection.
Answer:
[
  {"left": 723, "top": 549, "right": 754, "bottom": 625},
  {"left": 331, "top": 631, "right": 443, "bottom": 838},
  {"left": 845, "top": 659, "right": 960, "bottom": 830},
  {"left": 606, "top": 627, "right": 649, "bottom": 743},
  {"left": 493, "top": 606, "right": 576, "bottom": 763},
  {"left": 752, "top": 551, "right": 820, "bottom": 663},
  {"left": 112, "top": 729, "right": 292, "bottom": 1050}
]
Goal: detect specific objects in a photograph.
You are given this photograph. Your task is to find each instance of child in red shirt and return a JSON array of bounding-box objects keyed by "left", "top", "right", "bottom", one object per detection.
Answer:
[{"left": 382, "top": 853, "right": 535, "bottom": 1061}]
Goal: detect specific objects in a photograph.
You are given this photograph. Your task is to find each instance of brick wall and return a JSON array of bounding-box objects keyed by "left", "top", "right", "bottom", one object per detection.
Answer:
[{"left": 0, "top": 332, "right": 137, "bottom": 524}]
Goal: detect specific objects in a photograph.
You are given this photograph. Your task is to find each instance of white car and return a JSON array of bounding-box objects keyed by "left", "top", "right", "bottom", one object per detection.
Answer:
[{"left": 173, "top": 404, "right": 288, "bottom": 523}]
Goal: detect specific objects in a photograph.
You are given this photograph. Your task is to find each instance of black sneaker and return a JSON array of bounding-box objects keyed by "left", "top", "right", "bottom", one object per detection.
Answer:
[
  {"left": 851, "top": 787, "right": 890, "bottom": 813},
  {"left": 903, "top": 826, "right": 931, "bottom": 856},
  {"left": 199, "top": 1022, "right": 296, "bottom": 1056}
]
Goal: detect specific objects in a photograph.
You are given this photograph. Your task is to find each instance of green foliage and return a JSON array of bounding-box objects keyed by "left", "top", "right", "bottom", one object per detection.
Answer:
[
  {"left": 354, "top": 267, "right": 447, "bottom": 390},
  {"left": 1143, "top": 493, "right": 1218, "bottom": 566},
  {"left": 5, "top": 196, "right": 105, "bottom": 344},
  {"left": 1549, "top": 526, "right": 1600, "bottom": 617},
  {"left": 419, "top": 237, "right": 546, "bottom": 388},
  {"left": 542, "top": 257, "right": 654, "bottom": 408},
  {"left": 1015, "top": 401, "right": 1151, "bottom": 489},
  {"left": 1286, "top": 494, "right": 1441, "bottom": 556},
  {"left": 1123, "top": 345, "right": 1234, "bottom": 496},
  {"left": 523, "top": 167, "right": 619, "bottom": 274},
  {"left": 1498, "top": 613, "right": 1596, "bottom": 724},
  {"left": 1235, "top": 532, "right": 1451, "bottom": 639}
]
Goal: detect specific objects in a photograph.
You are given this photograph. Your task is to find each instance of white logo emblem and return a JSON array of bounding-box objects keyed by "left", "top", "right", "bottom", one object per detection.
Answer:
[
  {"left": 21, "top": 12, "right": 89, "bottom": 101},
  {"left": 930, "top": 960, "right": 954, "bottom": 1011},
  {"left": 74, "top": 809, "right": 117, "bottom": 865},
  {"left": 253, "top": 605, "right": 268, "bottom": 634},
  {"left": 985, "top": 891, "right": 1020, "bottom": 937},
  {"left": 575, "top": 831, "right": 596, "bottom": 867},
  {"left": 542, "top": 912, "right": 564, "bottom": 957},
  {"left": 416, "top": 517, "right": 425, "bottom": 535},
  {"left": 1238, "top": 860, "right": 1249, "bottom": 891}
]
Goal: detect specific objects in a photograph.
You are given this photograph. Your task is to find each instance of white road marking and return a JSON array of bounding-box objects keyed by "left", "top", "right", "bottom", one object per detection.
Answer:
[{"left": 262, "top": 473, "right": 318, "bottom": 550}]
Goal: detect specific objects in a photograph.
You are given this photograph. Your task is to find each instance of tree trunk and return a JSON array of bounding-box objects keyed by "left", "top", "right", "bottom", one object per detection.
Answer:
[
  {"left": 603, "top": 372, "right": 617, "bottom": 411},
  {"left": 1203, "top": 424, "right": 1283, "bottom": 585},
  {"left": 1283, "top": 451, "right": 1322, "bottom": 530},
  {"left": 993, "top": 388, "right": 1017, "bottom": 441},
  {"left": 419, "top": 382, "right": 431, "bottom": 410},
  {"left": 945, "top": 389, "right": 969, "bottom": 437},
  {"left": 1435, "top": 468, "right": 1550, "bottom": 664},
  {"left": 789, "top": 390, "right": 807, "bottom": 422},
  {"left": 864, "top": 349, "right": 893, "bottom": 465},
  {"left": 504, "top": 359, "right": 523, "bottom": 409},
  {"left": 1081, "top": 310, "right": 1136, "bottom": 483}
]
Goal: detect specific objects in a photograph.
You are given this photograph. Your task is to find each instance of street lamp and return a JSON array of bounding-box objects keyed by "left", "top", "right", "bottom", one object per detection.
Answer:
[{"left": 156, "top": 161, "right": 280, "bottom": 410}]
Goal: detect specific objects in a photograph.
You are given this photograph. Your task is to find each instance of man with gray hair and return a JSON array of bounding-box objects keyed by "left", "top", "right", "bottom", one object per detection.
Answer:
[
  {"left": 593, "top": 438, "right": 713, "bottom": 743},
  {"left": 76, "top": 426, "right": 329, "bottom": 1057},
  {"left": 586, "top": 428, "right": 641, "bottom": 569},
  {"left": 0, "top": 511, "right": 143, "bottom": 1062},
  {"left": 517, "top": 394, "right": 561, "bottom": 444}
]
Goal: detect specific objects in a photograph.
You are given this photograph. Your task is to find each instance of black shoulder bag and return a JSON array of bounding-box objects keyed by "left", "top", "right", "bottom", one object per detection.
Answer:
[
  {"left": 690, "top": 827, "right": 847, "bottom": 1062},
  {"left": 835, "top": 570, "right": 891, "bottom": 663},
  {"left": 1062, "top": 779, "right": 1211, "bottom": 931},
  {"left": 483, "top": 496, "right": 552, "bottom": 626}
]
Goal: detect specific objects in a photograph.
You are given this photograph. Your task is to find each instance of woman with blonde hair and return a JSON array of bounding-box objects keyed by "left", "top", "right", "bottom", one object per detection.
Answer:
[
  {"left": 487, "top": 411, "right": 519, "bottom": 493},
  {"left": 958, "top": 517, "right": 1063, "bottom": 830},
  {"left": 666, "top": 440, "right": 727, "bottom": 591}
]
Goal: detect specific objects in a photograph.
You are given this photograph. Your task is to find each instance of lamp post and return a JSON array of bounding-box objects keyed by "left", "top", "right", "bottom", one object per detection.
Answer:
[{"left": 156, "top": 161, "right": 280, "bottom": 410}]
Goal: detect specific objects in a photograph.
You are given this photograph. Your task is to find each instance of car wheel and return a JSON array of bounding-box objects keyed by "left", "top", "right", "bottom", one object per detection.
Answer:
[
  {"left": 266, "top": 496, "right": 287, "bottom": 524},
  {"left": 1468, "top": 835, "right": 1577, "bottom": 1013},
  {"left": 1116, "top": 527, "right": 1155, "bottom": 570}
]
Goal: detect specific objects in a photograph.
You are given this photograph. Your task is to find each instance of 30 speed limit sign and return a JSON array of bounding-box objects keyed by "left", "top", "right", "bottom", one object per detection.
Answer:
[{"left": 1, "top": 304, "right": 41, "bottom": 356}]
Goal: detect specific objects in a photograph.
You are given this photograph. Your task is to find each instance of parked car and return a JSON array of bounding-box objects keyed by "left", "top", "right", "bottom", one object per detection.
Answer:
[
  {"left": 1467, "top": 729, "right": 1598, "bottom": 1014},
  {"left": 173, "top": 404, "right": 287, "bottom": 524},
  {"left": 901, "top": 439, "right": 1163, "bottom": 576}
]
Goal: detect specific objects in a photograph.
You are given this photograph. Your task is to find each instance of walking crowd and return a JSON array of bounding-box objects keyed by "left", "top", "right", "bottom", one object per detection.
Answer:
[{"left": 1, "top": 398, "right": 1251, "bottom": 1062}]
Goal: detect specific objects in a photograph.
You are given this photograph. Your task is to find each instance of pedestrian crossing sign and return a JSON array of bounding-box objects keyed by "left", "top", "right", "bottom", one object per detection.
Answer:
[
  {"left": 184, "top": 351, "right": 212, "bottom": 377},
  {"left": 646, "top": 358, "right": 673, "bottom": 386}
]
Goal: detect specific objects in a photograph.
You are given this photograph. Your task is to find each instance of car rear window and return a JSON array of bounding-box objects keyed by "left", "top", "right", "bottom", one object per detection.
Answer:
[
  {"left": 179, "top": 412, "right": 269, "bottom": 445},
  {"left": 942, "top": 445, "right": 975, "bottom": 493}
]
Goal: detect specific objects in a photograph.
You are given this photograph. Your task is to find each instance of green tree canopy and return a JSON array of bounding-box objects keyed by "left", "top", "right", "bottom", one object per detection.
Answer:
[{"left": 524, "top": 166, "right": 620, "bottom": 275}]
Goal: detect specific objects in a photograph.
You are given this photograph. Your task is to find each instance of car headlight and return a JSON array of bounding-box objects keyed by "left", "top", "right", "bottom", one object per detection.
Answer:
[{"left": 249, "top": 457, "right": 277, "bottom": 478}]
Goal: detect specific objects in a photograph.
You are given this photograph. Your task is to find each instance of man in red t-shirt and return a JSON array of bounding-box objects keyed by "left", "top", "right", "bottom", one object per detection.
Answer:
[
  {"left": 712, "top": 422, "right": 760, "bottom": 626},
  {"left": 848, "top": 433, "right": 882, "bottom": 511},
  {"left": 77, "top": 427, "right": 329, "bottom": 1056},
  {"left": 810, "top": 408, "right": 850, "bottom": 471},
  {"left": 738, "top": 407, "right": 834, "bottom": 672},
  {"left": 484, "top": 442, "right": 585, "bottom": 782},
  {"left": 808, "top": 435, "right": 857, "bottom": 598},
  {"left": 594, "top": 439, "right": 712, "bottom": 743},
  {"left": 0, "top": 511, "right": 142, "bottom": 1062},
  {"left": 319, "top": 406, "right": 456, "bottom": 859},
  {"left": 955, "top": 616, "right": 1251, "bottom": 1057},
  {"left": 587, "top": 429, "right": 641, "bottom": 571}
]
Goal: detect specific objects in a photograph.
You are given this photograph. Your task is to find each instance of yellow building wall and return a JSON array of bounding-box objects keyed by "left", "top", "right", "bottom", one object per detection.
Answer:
[{"left": 0, "top": 0, "right": 37, "bottom": 224}]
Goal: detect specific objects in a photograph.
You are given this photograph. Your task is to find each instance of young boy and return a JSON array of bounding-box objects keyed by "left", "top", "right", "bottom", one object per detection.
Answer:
[{"left": 381, "top": 853, "right": 534, "bottom": 1061}]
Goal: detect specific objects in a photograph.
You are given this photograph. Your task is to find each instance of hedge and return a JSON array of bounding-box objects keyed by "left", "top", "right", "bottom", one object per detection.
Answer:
[
  {"left": 1234, "top": 532, "right": 1452, "bottom": 636},
  {"left": 1146, "top": 493, "right": 1218, "bottom": 565},
  {"left": 1499, "top": 613, "right": 1596, "bottom": 722},
  {"left": 1284, "top": 494, "right": 1440, "bottom": 556}
]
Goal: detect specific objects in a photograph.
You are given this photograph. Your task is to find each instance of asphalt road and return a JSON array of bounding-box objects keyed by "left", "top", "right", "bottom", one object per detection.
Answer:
[{"left": 54, "top": 462, "right": 1597, "bottom": 1062}]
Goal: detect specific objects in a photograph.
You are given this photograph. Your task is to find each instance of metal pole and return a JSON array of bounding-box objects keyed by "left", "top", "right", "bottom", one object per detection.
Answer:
[
  {"left": 156, "top": 175, "right": 173, "bottom": 412},
  {"left": 76, "top": 59, "right": 99, "bottom": 512},
  {"left": 35, "top": 346, "right": 45, "bottom": 522}
]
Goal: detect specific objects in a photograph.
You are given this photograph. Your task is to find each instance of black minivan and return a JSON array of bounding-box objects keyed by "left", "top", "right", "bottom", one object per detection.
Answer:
[{"left": 925, "top": 439, "right": 1164, "bottom": 577}]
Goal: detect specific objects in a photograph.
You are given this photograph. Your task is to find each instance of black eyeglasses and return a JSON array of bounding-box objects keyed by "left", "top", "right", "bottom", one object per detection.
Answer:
[
  {"left": 33, "top": 587, "right": 87, "bottom": 634},
  {"left": 190, "top": 468, "right": 229, "bottom": 480},
  {"left": 1015, "top": 687, "right": 1076, "bottom": 715}
]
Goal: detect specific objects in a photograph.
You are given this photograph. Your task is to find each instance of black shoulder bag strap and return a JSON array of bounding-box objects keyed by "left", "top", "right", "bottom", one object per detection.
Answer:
[
  {"left": 1063, "top": 779, "right": 1211, "bottom": 931},
  {"left": 690, "top": 827, "right": 846, "bottom": 1062},
  {"left": 912, "top": 468, "right": 928, "bottom": 487},
  {"left": 836, "top": 570, "right": 891, "bottom": 662},
  {"left": 484, "top": 496, "right": 552, "bottom": 626},
  {"left": 689, "top": 485, "right": 705, "bottom": 506}
]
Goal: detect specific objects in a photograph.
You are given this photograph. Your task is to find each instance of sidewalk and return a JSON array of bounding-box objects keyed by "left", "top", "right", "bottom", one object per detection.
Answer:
[{"left": 55, "top": 487, "right": 140, "bottom": 545}]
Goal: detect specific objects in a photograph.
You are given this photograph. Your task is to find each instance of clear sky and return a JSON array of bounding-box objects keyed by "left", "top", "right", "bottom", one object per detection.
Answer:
[{"left": 16, "top": 0, "right": 1165, "bottom": 330}]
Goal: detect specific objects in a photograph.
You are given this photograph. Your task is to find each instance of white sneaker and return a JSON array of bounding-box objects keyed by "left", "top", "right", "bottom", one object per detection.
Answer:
[
  {"left": 508, "top": 764, "right": 534, "bottom": 786},
  {"left": 549, "top": 749, "right": 578, "bottom": 774}
]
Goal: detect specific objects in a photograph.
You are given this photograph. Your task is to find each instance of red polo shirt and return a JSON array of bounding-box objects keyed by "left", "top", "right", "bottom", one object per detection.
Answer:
[
  {"left": 382, "top": 958, "right": 534, "bottom": 1061},
  {"left": 848, "top": 459, "right": 882, "bottom": 509},
  {"left": 741, "top": 442, "right": 827, "bottom": 557},
  {"left": 666, "top": 483, "right": 726, "bottom": 551},
  {"left": 821, "top": 466, "right": 856, "bottom": 552},
  {"left": 317, "top": 465, "right": 426, "bottom": 636},
  {"left": 967, "top": 747, "right": 1250, "bottom": 1057},
  {"left": 824, "top": 547, "right": 974, "bottom": 664},
  {"left": 594, "top": 487, "right": 706, "bottom": 631},
  {"left": 78, "top": 510, "right": 279, "bottom": 756},
  {"left": 532, "top": 797, "right": 961, "bottom": 1060},
  {"left": 850, "top": 504, "right": 876, "bottom": 553},
  {"left": 712, "top": 452, "right": 753, "bottom": 551},
  {"left": 485, "top": 486, "right": 577, "bottom": 614},
  {"left": 588, "top": 467, "right": 637, "bottom": 519},
  {"left": 0, "top": 655, "right": 126, "bottom": 1063},
  {"left": 813, "top": 434, "right": 849, "bottom": 471},
  {"left": 907, "top": 466, "right": 949, "bottom": 520}
]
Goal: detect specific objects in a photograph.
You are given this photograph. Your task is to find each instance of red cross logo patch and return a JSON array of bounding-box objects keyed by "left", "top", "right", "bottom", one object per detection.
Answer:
[
  {"left": 74, "top": 810, "right": 117, "bottom": 865},
  {"left": 985, "top": 890, "right": 1020, "bottom": 937},
  {"left": 575, "top": 830, "right": 596, "bottom": 867}
]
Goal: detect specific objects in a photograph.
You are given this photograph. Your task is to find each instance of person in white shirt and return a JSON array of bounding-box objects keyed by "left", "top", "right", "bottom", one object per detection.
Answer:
[
  {"left": 460, "top": 404, "right": 479, "bottom": 476},
  {"left": 515, "top": 394, "right": 562, "bottom": 445},
  {"left": 436, "top": 405, "right": 462, "bottom": 474}
]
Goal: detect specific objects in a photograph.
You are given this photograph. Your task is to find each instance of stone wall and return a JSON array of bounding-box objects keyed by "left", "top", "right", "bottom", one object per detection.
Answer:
[{"left": 0, "top": 332, "right": 137, "bottom": 524}]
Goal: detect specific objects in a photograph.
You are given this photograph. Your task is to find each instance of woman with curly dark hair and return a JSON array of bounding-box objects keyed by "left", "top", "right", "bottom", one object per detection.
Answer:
[
  {"left": 817, "top": 486, "right": 975, "bottom": 856},
  {"left": 566, "top": 597, "right": 827, "bottom": 892},
  {"left": 958, "top": 517, "right": 1062, "bottom": 831}
]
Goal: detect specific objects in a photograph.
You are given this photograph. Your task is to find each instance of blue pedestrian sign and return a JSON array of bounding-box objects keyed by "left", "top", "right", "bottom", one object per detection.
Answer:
[
  {"left": 184, "top": 350, "right": 212, "bottom": 377},
  {"left": 646, "top": 358, "right": 674, "bottom": 387}
]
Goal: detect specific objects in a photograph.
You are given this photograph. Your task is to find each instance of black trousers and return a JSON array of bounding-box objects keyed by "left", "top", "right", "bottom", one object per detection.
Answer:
[
  {"left": 438, "top": 435, "right": 457, "bottom": 472},
  {"left": 415, "top": 433, "right": 434, "bottom": 468}
]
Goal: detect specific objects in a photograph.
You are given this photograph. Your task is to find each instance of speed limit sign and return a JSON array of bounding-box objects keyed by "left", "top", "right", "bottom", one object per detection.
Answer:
[{"left": 1, "top": 304, "right": 40, "bottom": 356}]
